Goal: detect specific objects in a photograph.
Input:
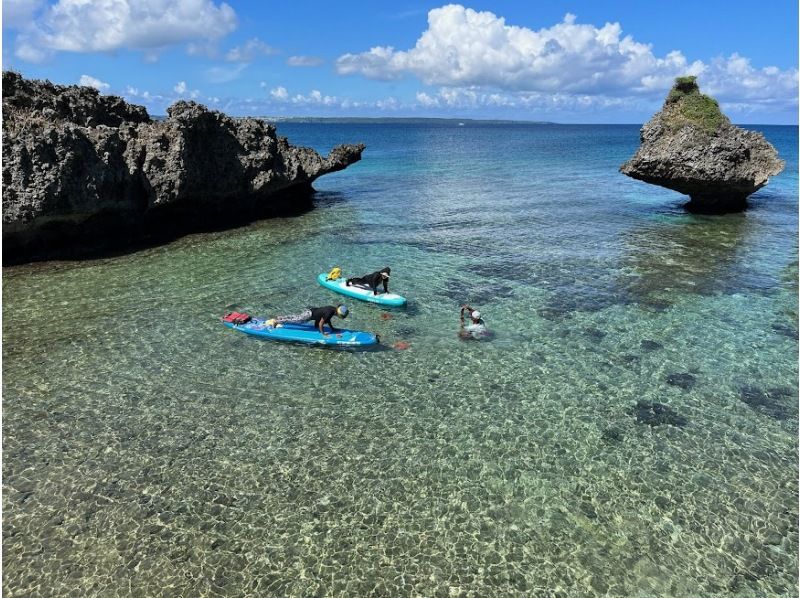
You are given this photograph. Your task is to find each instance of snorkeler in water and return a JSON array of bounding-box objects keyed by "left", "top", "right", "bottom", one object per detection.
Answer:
[{"left": 459, "top": 304, "right": 488, "bottom": 339}]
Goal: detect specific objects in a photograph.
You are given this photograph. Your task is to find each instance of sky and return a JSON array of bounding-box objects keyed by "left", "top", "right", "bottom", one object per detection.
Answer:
[{"left": 2, "top": 0, "right": 798, "bottom": 123}]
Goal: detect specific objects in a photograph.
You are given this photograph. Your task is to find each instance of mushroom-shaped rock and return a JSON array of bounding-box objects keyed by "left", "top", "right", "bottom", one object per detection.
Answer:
[{"left": 620, "top": 76, "right": 784, "bottom": 212}]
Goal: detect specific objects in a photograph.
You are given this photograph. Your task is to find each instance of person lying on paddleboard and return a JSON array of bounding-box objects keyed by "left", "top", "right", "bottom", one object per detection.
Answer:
[
  {"left": 346, "top": 267, "right": 391, "bottom": 295},
  {"left": 267, "top": 305, "right": 349, "bottom": 336},
  {"left": 459, "top": 304, "right": 488, "bottom": 340}
]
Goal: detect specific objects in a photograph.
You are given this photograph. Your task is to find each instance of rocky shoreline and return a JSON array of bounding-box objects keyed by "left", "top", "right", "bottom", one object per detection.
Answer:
[
  {"left": 2, "top": 72, "right": 364, "bottom": 264},
  {"left": 2, "top": 72, "right": 789, "bottom": 263}
]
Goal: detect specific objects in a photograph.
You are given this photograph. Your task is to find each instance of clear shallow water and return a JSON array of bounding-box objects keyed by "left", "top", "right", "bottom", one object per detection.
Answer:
[{"left": 3, "top": 124, "right": 797, "bottom": 596}]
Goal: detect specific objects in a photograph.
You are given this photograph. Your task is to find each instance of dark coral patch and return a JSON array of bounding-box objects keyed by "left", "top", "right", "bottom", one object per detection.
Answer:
[
  {"left": 632, "top": 401, "right": 688, "bottom": 427},
  {"left": 772, "top": 322, "right": 799, "bottom": 340},
  {"left": 442, "top": 279, "right": 513, "bottom": 306},
  {"left": 640, "top": 339, "right": 664, "bottom": 352},
  {"left": 583, "top": 327, "right": 606, "bottom": 342},
  {"left": 739, "top": 385, "right": 795, "bottom": 420},
  {"left": 666, "top": 372, "right": 696, "bottom": 390},
  {"left": 617, "top": 354, "right": 641, "bottom": 369},
  {"left": 601, "top": 427, "right": 624, "bottom": 442}
]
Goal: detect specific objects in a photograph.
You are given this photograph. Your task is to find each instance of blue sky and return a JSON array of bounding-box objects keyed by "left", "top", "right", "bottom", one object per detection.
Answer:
[{"left": 3, "top": 0, "right": 798, "bottom": 123}]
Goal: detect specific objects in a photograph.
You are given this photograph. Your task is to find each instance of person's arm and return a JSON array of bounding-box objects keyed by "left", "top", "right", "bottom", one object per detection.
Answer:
[
  {"left": 326, "top": 316, "right": 339, "bottom": 333},
  {"left": 318, "top": 319, "right": 329, "bottom": 336},
  {"left": 458, "top": 306, "right": 468, "bottom": 338}
]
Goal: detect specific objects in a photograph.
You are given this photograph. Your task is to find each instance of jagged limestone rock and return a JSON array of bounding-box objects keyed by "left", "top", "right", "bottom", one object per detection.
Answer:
[
  {"left": 2, "top": 72, "right": 365, "bottom": 262},
  {"left": 620, "top": 76, "right": 784, "bottom": 212}
]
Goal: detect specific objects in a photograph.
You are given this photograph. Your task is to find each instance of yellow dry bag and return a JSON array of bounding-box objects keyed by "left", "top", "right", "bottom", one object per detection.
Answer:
[{"left": 327, "top": 266, "right": 342, "bottom": 281}]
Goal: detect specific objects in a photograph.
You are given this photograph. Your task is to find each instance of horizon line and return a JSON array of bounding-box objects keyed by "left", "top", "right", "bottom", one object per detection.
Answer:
[{"left": 150, "top": 114, "right": 798, "bottom": 127}]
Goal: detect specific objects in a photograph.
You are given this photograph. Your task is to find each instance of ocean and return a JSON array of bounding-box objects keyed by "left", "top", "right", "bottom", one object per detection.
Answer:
[{"left": 3, "top": 123, "right": 797, "bottom": 595}]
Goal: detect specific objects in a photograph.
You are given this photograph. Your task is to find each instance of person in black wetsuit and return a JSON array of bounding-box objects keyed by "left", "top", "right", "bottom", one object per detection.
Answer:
[
  {"left": 270, "top": 305, "right": 349, "bottom": 335},
  {"left": 346, "top": 267, "right": 391, "bottom": 295}
]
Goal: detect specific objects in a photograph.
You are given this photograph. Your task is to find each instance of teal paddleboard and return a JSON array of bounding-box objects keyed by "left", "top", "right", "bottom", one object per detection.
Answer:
[
  {"left": 317, "top": 273, "right": 407, "bottom": 307},
  {"left": 223, "top": 317, "right": 378, "bottom": 347}
]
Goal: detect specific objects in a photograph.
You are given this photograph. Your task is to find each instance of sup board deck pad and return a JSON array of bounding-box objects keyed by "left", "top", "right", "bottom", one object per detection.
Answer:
[
  {"left": 317, "top": 273, "right": 407, "bottom": 307},
  {"left": 223, "top": 317, "right": 378, "bottom": 346}
]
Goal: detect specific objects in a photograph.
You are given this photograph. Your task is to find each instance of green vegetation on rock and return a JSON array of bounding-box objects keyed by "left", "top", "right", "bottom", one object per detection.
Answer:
[
  {"left": 664, "top": 76, "right": 727, "bottom": 133},
  {"left": 668, "top": 76, "right": 700, "bottom": 99}
]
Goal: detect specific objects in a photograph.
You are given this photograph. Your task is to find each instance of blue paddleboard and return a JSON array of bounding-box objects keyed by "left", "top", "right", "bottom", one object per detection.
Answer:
[
  {"left": 223, "top": 317, "right": 378, "bottom": 347},
  {"left": 317, "top": 273, "right": 407, "bottom": 307}
]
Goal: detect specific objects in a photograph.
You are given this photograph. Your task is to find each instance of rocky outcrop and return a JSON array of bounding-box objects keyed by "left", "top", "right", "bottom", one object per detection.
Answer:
[
  {"left": 620, "top": 76, "right": 784, "bottom": 212},
  {"left": 3, "top": 71, "right": 150, "bottom": 127},
  {"left": 2, "top": 71, "right": 365, "bottom": 263}
]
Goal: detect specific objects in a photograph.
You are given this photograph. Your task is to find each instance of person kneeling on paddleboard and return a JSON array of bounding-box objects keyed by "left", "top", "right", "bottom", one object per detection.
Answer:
[
  {"left": 459, "top": 304, "right": 488, "bottom": 340},
  {"left": 346, "top": 267, "right": 391, "bottom": 295},
  {"left": 268, "top": 305, "right": 349, "bottom": 336}
]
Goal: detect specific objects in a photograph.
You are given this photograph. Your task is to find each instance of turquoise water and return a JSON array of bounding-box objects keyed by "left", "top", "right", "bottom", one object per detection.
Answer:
[{"left": 3, "top": 124, "right": 797, "bottom": 596}]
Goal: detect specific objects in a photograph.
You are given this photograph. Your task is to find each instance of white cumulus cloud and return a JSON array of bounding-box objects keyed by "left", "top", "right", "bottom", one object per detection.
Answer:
[
  {"left": 376, "top": 97, "right": 399, "bottom": 110},
  {"left": 697, "top": 54, "right": 799, "bottom": 108},
  {"left": 173, "top": 80, "right": 200, "bottom": 98},
  {"left": 225, "top": 38, "right": 278, "bottom": 62},
  {"left": 296, "top": 89, "right": 338, "bottom": 106},
  {"left": 270, "top": 86, "right": 289, "bottom": 101},
  {"left": 410, "top": 86, "right": 643, "bottom": 114},
  {"left": 268, "top": 87, "right": 337, "bottom": 106},
  {"left": 15, "top": 0, "right": 238, "bottom": 62},
  {"left": 336, "top": 4, "right": 797, "bottom": 107},
  {"left": 123, "top": 86, "right": 163, "bottom": 104},
  {"left": 267, "top": 86, "right": 351, "bottom": 108},
  {"left": 3, "top": 0, "right": 45, "bottom": 28},
  {"left": 415, "top": 91, "right": 438, "bottom": 107},
  {"left": 78, "top": 74, "right": 110, "bottom": 92}
]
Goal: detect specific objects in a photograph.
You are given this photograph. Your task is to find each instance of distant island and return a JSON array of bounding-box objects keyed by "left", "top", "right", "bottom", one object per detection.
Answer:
[
  {"left": 259, "top": 116, "right": 556, "bottom": 125},
  {"left": 148, "top": 115, "right": 558, "bottom": 125}
]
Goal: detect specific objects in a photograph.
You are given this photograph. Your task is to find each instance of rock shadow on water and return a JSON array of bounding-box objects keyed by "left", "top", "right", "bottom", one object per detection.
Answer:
[
  {"left": 739, "top": 385, "right": 797, "bottom": 420},
  {"left": 619, "top": 212, "right": 777, "bottom": 304},
  {"left": 311, "top": 190, "right": 348, "bottom": 208},
  {"left": 632, "top": 401, "right": 689, "bottom": 427}
]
